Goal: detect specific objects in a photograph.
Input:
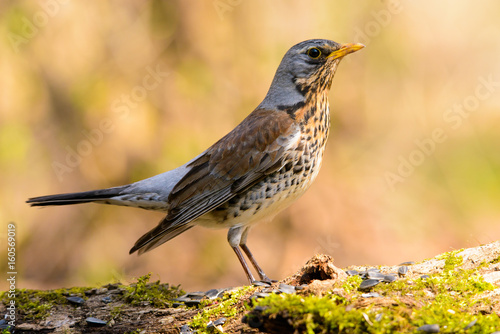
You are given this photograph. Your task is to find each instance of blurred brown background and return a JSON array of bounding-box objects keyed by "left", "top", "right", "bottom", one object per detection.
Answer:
[{"left": 1, "top": 1, "right": 500, "bottom": 291}]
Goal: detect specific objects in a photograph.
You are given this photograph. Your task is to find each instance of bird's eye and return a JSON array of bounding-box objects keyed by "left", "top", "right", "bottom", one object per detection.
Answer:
[{"left": 307, "top": 47, "right": 321, "bottom": 59}]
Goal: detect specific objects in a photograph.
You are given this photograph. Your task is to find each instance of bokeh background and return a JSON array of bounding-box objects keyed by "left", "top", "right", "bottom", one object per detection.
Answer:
[{"left": 1, "top": 1, "right": 499, "bottom": 291}]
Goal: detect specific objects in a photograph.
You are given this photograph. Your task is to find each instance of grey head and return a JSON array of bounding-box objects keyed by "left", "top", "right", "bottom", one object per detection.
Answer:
[{"left": 258, "top": 39, "right": 364, "bottom": 110}]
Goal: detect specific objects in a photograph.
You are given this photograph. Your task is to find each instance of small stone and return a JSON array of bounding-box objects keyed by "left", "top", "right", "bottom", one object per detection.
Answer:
[
  {"left": 359, "top": 279, "right": 381, "bottom": 290},
  {"left": 101, "top": 296, "right": 112, "bottom": 303},
  {"left": 464, "top": 319, "right": 477, "bottom": 330},
  {"left": 252, "top": 280, "right": 271, "bottom": 287},
  {"left": 375, "top": 313, "right": 383, "bottom": 322},
  {"left": 216, "top": 288, "right": 228, "bottom": 298},
  {"left": 250, "top": 292, "right": 270, "bottom": 300},
  {"left": 367, "top": 271, "right": 385, "bottom": 280},
  {"left": 180, "top": 324, "right": 194, "bottom": 333},
  {"left": 185, "top": 291, "right": 206, "bottom": 299},
  {"left": 417, "top": 324, "right": 440, "bottom": 332},
  {"left": 86, "top": 317, "right": 107, "bottom": 327},
  {"left": 346, "top": 270, "right": 359, "bottom": 276},
  {"left": 214, "top": 317, "right": 226, "bottom": 326},
  {"left": 398, "top": 266, "right": 409, "bottom": 276},
  {"left": 0, "top": 319, "right": 10, "bottom": 330},
  {"left": 66, "top": 296, "right": 85, "bottom": 305},
  {"left": 205, "top": 288, "right": 220, "bottom": 299},
  {"left": 398, "top": 261, "right": 415, "bottom": 266},
  {"left": 383, "top": 274, "right": 397, "bottom": 283},
  {"left": 361, "top": 292, "right": 381, "bottom": 298},
  {"left": 278, "top": 283, "right": 296, "bottom": 294},
  {"left": 95, "top": 287, "right": 108, "bottom": 295},
  {"left": 184, "top": 299, "right": 202, "bottom": 307},
  {"left": 420, "top": 275, "right": 430, "bottom": 280}
]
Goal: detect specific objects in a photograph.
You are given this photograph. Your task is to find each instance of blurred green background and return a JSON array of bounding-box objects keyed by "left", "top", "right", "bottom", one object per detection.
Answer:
[{"left": 1, "top": 1, "right": 499, "bottom": 291}]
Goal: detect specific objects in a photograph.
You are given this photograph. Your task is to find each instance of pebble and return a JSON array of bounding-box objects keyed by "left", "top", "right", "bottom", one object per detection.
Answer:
[
  {"left": 359, "top": 279, "right": 381, "bottom": 290},
  {"left": 346, "top": 270, "right": 359, "bottom": 276},
  {"left": 278, "top": 283, "right": 296, "bottom": 294},
  {"left": 366, "top": 271, "right": 385, "bottom": 280},
  {"left": 207, "top": 317, "right": 227, "bottom": 329},
  {"left": 250, "top": 292, "right": 270, "bottom": 300},
  {"left": 173, "top": 288, "right": 229, "bottom": 307},
  {"left": 399, "top": 261, "right": 415, "bottom": 266},
  {"left": 383, "top": 274, "right": 397, "bottom": 283},
  {"left": 173, "top": 296, "right": 192, "bottom": 303},
  {"left": 86, "top": 317, "right": 107, "bottom": 327},
  {"left": 184, "top": 299, "right": 202, "bottom": 307},
  {"left": 184, "top": 291, "right": 206, "bottom": 299},
  {"left": 214, "top": 317, "right": 227, "bottom": 326},
  {"left": 0, "top": 319, "right": 9, "bottom": 330},
  {"left": 252, "top": 280, "right": 272, "bottom": 287},
  {"left": 205, "top": 289, "right": 220, "bottom": 299},
  {"left": 398, "top": 266, "right": 409, "bottom": 276},
  {"left": 361, "top": 292, "right": 381, "bottom": 298},
  {"left": 420, "top": 275, "right": 430, "bottom": 280},
  {"left": 417, "top": 324, "right": 440, "bottom": 332},
  {"left": 66, "top": 296, "right": 85, "bottom": 305},
  {"left": 101, "top": 296, "right": 112, "bottom": 303},
  {"left": 180, "top": 324, "right": 194, "bottom": 334}
]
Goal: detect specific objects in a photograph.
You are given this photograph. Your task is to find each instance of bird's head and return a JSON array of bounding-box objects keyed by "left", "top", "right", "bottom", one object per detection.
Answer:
[{"left": 259, "top": 39, "right": 364, "bottom": 110}]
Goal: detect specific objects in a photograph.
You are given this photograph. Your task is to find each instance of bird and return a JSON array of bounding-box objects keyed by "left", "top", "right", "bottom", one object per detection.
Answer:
[{"left": 27, "top": 39, "right": 364, "bottom": 284}]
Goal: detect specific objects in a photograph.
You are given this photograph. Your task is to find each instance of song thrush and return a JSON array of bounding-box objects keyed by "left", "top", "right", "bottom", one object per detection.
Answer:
[{"left": 27, "top": 39, "right": 364, "bottom": 283}]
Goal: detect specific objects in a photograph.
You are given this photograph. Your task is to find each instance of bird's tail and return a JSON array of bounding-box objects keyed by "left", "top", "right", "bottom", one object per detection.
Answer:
[
  {"left": 129, "top": 216, "right": 193, "bottom": 255},
  {"left": 26, "top": 185, "right": 130, "bottom": 207}
]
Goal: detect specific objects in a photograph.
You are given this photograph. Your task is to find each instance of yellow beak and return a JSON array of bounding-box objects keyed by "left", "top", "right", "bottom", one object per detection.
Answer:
[{"left": 327, "top": 43, "right": 365, "bottom": 60}]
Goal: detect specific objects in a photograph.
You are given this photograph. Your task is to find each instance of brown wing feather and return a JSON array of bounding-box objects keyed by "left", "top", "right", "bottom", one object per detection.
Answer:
[
  {"left": 130, "top": 109, "right": 299, "bottom": 254},
  {"left": 168, "top": 109, "right": 297, "bottom": 218}
]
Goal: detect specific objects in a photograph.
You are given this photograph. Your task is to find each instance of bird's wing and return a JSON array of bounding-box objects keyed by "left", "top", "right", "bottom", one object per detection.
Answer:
[{"left": 130, "top": 108, "right": 300, "bottom": 254}]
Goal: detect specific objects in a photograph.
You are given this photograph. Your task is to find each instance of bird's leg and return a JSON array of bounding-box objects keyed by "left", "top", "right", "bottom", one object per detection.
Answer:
[
  {"left": 231, "top": 246, "right": 256, "bottom": 283},
  {"left": 228, "top": 226, "right": 256, "bottom": 284},
  {"left": 239, "top": 227, "right": 276, "bottom": 283},
  {"left": 240, "top": 244, "right": 276, "bottom": 283}
]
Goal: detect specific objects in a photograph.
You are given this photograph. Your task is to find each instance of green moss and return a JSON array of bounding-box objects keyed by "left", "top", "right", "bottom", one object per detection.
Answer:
[
  {"left": 342, "top": 275, "right": 363, "bottom": 293},
  {"left": 189, "top": 285, "right": 255, "bottom": 332},
  {"left": 440, "top": 251, "right": 464, "bottom": 272},
  {"left": 0, "top": 286, "right": 92, "bottom": 320},
  {"left": 250, "top": 249, "right": 499, "bottom": 333},
  {"left": 123, "top": 273, "right": 183, "bottom": 308}
]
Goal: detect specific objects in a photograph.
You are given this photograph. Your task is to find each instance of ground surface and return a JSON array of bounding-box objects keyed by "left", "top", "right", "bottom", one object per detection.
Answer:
[{"left": 2, "top": 241, "right": 500, "bottom": 333}]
